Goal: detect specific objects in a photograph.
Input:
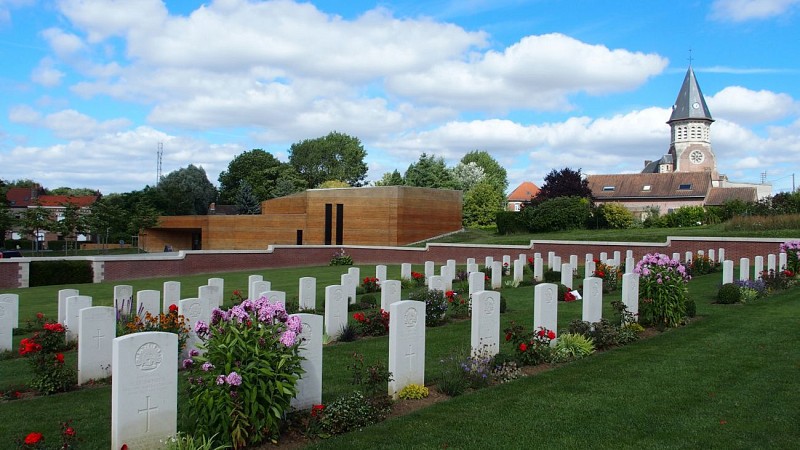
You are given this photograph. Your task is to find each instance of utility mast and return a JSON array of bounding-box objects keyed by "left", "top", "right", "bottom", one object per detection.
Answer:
[{"left": 157, "top": 142, "right": 164, "bottom": 186}]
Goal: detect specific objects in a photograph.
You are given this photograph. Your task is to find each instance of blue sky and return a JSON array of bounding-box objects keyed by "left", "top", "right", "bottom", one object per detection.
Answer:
[{"left": 1, "top": 0, "right": 799, "bottom": 194}]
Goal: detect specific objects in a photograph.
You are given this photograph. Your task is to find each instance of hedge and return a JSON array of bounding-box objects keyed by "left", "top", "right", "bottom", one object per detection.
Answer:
[
  {"left": 29, "top": 260, "right": 93, "bottom": 287},
  {"left": 495, "top": 211, "right": 528, "bottom": 235}
]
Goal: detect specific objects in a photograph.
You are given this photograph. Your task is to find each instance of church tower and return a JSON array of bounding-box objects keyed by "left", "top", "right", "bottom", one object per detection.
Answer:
[{"left": 667, "top": 66, "right": 716, "bottom": 175}]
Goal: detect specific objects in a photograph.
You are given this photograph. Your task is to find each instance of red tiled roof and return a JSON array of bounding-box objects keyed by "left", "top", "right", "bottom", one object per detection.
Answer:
[
  {"left": 5, "top": 187, "right": 42, "bottom": 207},
  {"left": 507, "top": 181, "right": 540, "bottom": 202},
  {"left": 36, "top": 195, "right": 99, "bottom": 208}
]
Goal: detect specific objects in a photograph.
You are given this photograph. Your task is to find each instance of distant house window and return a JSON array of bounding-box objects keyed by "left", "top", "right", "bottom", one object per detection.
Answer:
[
  {"left": 514, "top": 203, "right": 521, "bottom": 212},
  {"left": 602, "top": 186, "right": 615, "bottom": 191},
  {"left": 642, "top": 185, "right": 651, "bottom": 191},
  {"left": 678, "top": 184, "right": 692, "bottom": 190}
]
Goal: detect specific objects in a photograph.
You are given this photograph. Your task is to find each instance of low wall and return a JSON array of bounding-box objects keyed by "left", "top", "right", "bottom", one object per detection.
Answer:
[{"left": 0, "top": 236, "right": 792, "bottom": 289}]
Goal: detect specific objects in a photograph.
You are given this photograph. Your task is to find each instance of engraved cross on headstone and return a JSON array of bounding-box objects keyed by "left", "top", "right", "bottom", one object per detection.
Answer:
[
  {"left": 405, "top": 344, "right": 416, "bottom": 371},
  {"left": 92, "top": 328, "right": 105, "bottom": 349},
  {"left": 138, "top": 395, "right": 159, "bottom": 432}
]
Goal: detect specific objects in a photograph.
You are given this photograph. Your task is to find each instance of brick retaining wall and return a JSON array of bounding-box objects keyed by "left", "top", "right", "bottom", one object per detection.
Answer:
[{"left": 0, "top": 237, "right": 793, "bottom": 289}]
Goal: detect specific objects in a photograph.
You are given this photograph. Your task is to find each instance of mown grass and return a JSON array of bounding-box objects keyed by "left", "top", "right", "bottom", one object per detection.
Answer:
[{"left": 2, "top": 263, "right": 798, "bottom": 449}]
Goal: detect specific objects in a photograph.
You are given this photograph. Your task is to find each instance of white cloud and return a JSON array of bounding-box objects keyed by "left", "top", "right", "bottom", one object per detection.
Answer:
[
  {"left": 56, "top": 0, "right": 168, "bottom": 43},
  {"left": 31, "top": 58, "right": 64, "bottom": 87},
  {"left": 708, "top": 86, "right": 797, "bottom": 124},
  {"left": 710, "top": 0, "right": 800, "bottom": 22},
  {"left": 0, "top": 0, "right": 34, "bottom": 25},
  {"left": 386, "top": 33, "right": 668, "bottom": 110},
  {"left": 8, "top": 106, "right": 131, "bottom": 139}
]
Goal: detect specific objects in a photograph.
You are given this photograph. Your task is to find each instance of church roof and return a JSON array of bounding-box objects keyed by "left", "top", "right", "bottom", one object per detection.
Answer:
[
  {"left": 668, "top": 66, "right": 713, "bottom": 124},
  {"left": 641, "top": 154, "right": 674, "bottom": 173},
  {"left": 587, "top": 172, "right": 711, "bottom": 200},
  {"left": 507, "top": 181, "right": 540, "bottom": 202}
]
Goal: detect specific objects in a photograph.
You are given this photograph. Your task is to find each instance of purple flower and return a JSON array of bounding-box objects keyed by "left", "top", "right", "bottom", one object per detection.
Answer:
[
  {"left": 195, "top": 320, "right": 209, "bottom": 336},
  {"left": 201, "top": 362, "right": 215, "bottom": 372},
  {"left": 280, "top": 330, "right": 297, "bottom": 346},
  {"left": 215, "top": 374, "right": 226, "bottom": 385},
  {"left": 287, "top": 315, "right": 302, "bottom": 333},
  {"left": 182, "top": 358, "right": 193, "bottom": 369},
  {"left": 226, "top": 371, "right": 242, "bottom": 386},
  {"left": 189, "top": 349, "right": 200, "bottom": 357}
]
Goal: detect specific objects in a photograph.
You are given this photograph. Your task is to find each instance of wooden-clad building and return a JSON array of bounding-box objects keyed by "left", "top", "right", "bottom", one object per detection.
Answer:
[{"left": 140, "top": 186, "right": 463, "bottom": 251}]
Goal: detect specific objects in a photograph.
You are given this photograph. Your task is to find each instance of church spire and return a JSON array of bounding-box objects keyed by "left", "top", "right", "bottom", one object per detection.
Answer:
[{"left": 668, "top": 66, "right": 713, "bottom": 124}]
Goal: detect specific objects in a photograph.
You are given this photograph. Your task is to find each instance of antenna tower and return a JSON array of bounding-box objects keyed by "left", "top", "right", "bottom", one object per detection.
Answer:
[{"left": 157, "top": 142, "right": 164, "bottom": 186}]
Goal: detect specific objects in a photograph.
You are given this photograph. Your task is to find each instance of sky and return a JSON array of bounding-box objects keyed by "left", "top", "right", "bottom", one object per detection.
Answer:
[{"left": 1, "top": 0, "right": 799, "bottom": 195}]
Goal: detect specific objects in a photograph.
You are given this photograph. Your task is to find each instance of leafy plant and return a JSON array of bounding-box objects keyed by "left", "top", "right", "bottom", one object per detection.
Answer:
[
  {"left": 361, "top": 276, "right": 379, "bottom": 293},
  {"left": 503, "top": 322, "right": 555, "bottom": 366},
  {"left": 329, "top": 248, "right": 353, "bottom": 266},
  {"left": 18, "top": 321, "right": 75, "bottom": 395},
  {"left": 397, "top": 384, "right": 429, "bottom": 400},
  {"left": 552, "top": 333, "right": 595, "bottom": 362},
  {"left": 118, "top": 304, "right": 190, "bottom": 351},
  {"left": 162, "top": 432, "right": 231, "bottom": 450},
  {"left": 635, "top": 253, "right": 691, "bottom": 327},
  {"left": 337, "top": 323, "right": 359, "bottom": 342},
  {"left": 592, "top": 260, "right": 621, "bottom": 293},
  {"left": 352, "top": 309, "right": 390, "bottom": 337},
  {"left": 445, "top": 290, "right": 469, "bottom": 318},
  {"left": 184, "top": 299, "right": 304, "bottom": 448},
  {"left": 780, "top": 240, "right": 800, "bottom": 273},
  {"left": 319, "top": 392, "right": 381, "bottom": 435},
  {"left": 408, "top": 288, "right": 448, "bottom": 327},
  {"left": 435, "top": 351, "right": 470, "bottom": 397},
  {"left": 717, "top": 283, "right": 741, "bottom": 304}
]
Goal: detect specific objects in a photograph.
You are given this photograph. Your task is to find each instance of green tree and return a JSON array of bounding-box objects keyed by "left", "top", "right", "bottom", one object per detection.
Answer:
[
  {"left": 403, "top": 153, "right": 455, "bottom": 189},
  {"left": 157, "top": 165, "right": 218, "bottom": 215},
  {"left": 450, "top": 161, "right": 485, "bottom": 192},
  {"left": 530, "top": 167, "right": 593, "bottom": 207},
  {"left": 86, "top": 196, "right": 127, "bottom": 244},
  {"left": 236, "top": 180, "right": 261, "bottom": 215},
  {"left": 460, "top": 150, "right": 508, "bottom": 193},
  {"left": 593, "top": 203, "right": 634, "bottom": 229},
  {"left": 522, "top": 196, "right": 590, "bottom": 233},
  {"left": 218, "top": 150, "right": 284, "bottom": 203},
  {"left": 289, "top": 132, "right": 368, "bottom": 188},
  {"left": 373, "top": 170, "right": 404, "bottom": 186},
  {"left": 0, "top": 202, "right": 15, "bottom": 247},
  {"left": 463, "top": 180, "right": 506, "bottom": 227},
  {"left": 52, "top": 202, "right": 89, "bottom": 252},
  {"left": 49, "top": 187, "right": 98, "bottom": 196},
  {"left": 21, "top": 205, "right": 53, "bottom": 251}
]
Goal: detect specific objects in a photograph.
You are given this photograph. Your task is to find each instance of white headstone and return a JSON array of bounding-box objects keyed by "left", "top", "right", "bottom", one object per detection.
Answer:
[
  {"left": 324, "top": 285, "right": 347, "bottom": 339},
  {"left": 585, "top": 260, "right": 596, "bottom": 280},
  {"left": 262, "top": 290, "right": 286, "bottom": 308},
  {"left": 78, "top": 306, "right": 115, "bottom": 385},
  {"left": 114, "top": 285, "right": 134, "bottom": 317},
  {"left": 0, "top": 296, "right": 16, "bottom": 351},
  {"left": 491, "top": 261, "right": 503, "bottom": 289},
  {"left": 779, "top": 252, "right": 787, "bottom": 270},
  {"left": 290, "top": 313, "right": 323, "bottom": 410},
  {"left": 198, "top": 285, "right": 219, "bottom": 313},
  {"left": 718, "top": 248, "right": 725, "bottom": 263},
  {"left": 0, "top": 293, "right": 19, "bottom": 329},
  {"left": 585, "top": 253, "right": 593, "bottom": 263},
  {"left": 471, "top": 290, "right": 500, "bottom": 356},
  {"left": 613, "top": 251, "right": 621, "bottom": 266},
  {"left": 739, "top": 258, "right": 750, "bottom": 281},
  {"left": 547, "top": 251, "right": 555, "bottom": 269},
  {"left": 502, "top": 255, "right": 511, "bottom": 267},
  {"left": 251, "top": 280, "right": 271, "bottom": 300},
  {"left": 533, "top": 283, "right": 558, "bottom": 339},
  {"left": 381, "top": 280, "right": 402, "bottom": 311},
  {"left": 552, "top": 256, "right": 562, "bottom": 272},
  {"left": 754, "top": 255, "right": 764, "bottom": 280},
  {"left": 722, "top": 260, "right": 734, "bottom": 284},
  {"left": 698, "top": 250, "right": 705, "bottom": 257},
  {"left": 375, "top": 265, "right": 387, "bottom": 284},
  {"left": 626, "top": 249, "right": 633, "bottom": 258},
  {"left": 65, "top": 295, "right": 92, "bottom": 341},
  {"left": 428, "top": 275, "right": 445, "bottom": 292},
  {"left": 136, "top": 290, "right": 160, "bottom": 318},
  {"left": 347, "top": 267, "right": 360, "bottom": 300},
  {"left": 708, "top": 249, "right": 715, "bottom": 262},
  {"left": 207, "top": 278, "right": 224, "bottom": 307},
  {"left": 767, "top": 254, "right": 776, "bottom": 273},
  {"left": 685, "top": 251, "right": 693, "bottom": 264},
  {"left": 447, "top": 259, "right": 457, "bottom": 279},
  {"left": 625, "top": 256, "right": 636, "bottom": 274},
  {"left": 599, "top": 252, "right": 608, "bottom": 263},
  {"left": 560, "top": 263, "right": 572, "bottom": 289},
  {"left": 341, "top": 273, "right": 357, "bottom": 305},
  {"left": 162, "top": 281, "right": 181, "bottom": 314},
  {"left": 622, "top": 273, "right": 640, "bottom": 320},
  {"left": 179, "top": 297, "right": 210, "bottom": 357},
  {"left": 424, "top": 261, "right": 435, "bottom": 285},
  {"left": 401, "top": 263, "right": 412, "bottom": 280},
  {"left": 569, "top": 255, "right": 578, "bottom": 275},
  {"left": 299, "top": 277, "right": 317, "bottom": 311},
  {"left": 247, "top": 275, "right": 263, "bottom": 300},
  {"left": 484, "top": 256, "right": 494, "bottom": 270},
  {"left": 468, "top": 271, "right": 485, "bottom": 297},
  {"left": 467, "top": 262, "right": 479, "bottom": 274},
  {"left": 58, "top": 288, "right": 79, "bottom": 325},
  {"left": 582, "top": 277, "right": 603, "bottom": 323},
  {"left": 513, "top": 259, "right": 524, "bottom": 283},
  {"left": 439, "top": 266, "right": 453, "bottom": 291},
  {"left": 534, "top": 257, "right": 544, "bottom": 281},
  {"left": 111, "top": 332, "right": 177, "bottom": 450},
  {"left": 388, "top": 300, "right": 426, "bottom": 398}
]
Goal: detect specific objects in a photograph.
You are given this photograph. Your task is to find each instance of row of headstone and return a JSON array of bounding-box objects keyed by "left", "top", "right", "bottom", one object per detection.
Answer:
[{"left": 721, "top": 252, "right": 789, "bottom": 284}]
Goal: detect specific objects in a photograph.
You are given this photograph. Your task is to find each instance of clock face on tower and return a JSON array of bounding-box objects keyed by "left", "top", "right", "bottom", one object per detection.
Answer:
[{"left": 689, "top": 150, "right": 705, "bottom": 164}]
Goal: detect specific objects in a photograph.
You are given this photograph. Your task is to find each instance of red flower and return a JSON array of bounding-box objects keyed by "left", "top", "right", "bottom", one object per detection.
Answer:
[
  {"left": 518, "top": 343, "right": 528, "bottom": 352},
  {"left": 169, "top": 304, "right": 178, "bottom": 313},
  {"left": 547, "top": 330, "right": 556, "bottom": 340},
  {"left": 527, "top": 257, "right": 533, "bottom": 264},
  {"left": 505, "top": 332, "right": 512, "bottom": 342},
  {"left": 43, "top": 322, "right": 65, "bottom": 333},
  {"left": 65, "top": 427, "right": 76, "bottom": 437},
  {"left": 121, "top": 445, "right": 129, "bottom": 450},
  {"left": 36, "top": 312, "right": 44, "bottom": 319},
  {"left": 311, "top": 404, "right": 325, "bottom": 416},
  {"left": 55, "top": 353, "right": 65, "bottom": 363},
  {"left": 24, "top": 432, "right": 43, "bottom": 445},
  {"left": 353, "top": 312, "right": 365, "bottom": 322}
]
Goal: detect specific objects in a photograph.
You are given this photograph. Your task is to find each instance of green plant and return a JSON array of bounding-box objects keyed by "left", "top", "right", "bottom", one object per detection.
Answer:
[
  {"left": 118, "top": 305, "right": 190, "bottom": 351},
  {"left": 352, "top": 309, "right": 390, "bottom": 337},
  {"left": 18, "top": 321, "right": 75, "bottom": 395},
  {"left": 445, "top": 290, "right": 469, "bottom": 318},
  {"left": 543, "top": 269, "right": 560, "bottom": 283},
  {"left": 717, "top": 283, "right": 741, "bottom": 304},
  {"left": 503, "top": 322, "right": 555, "bottom": 366},
  {"left": 552, "top": 333, "right": 595, "bottom": 362},
  {"left": 689, "top": 254, "right": 715, "bottom": 276},
  {"left": 491, "top": 360, "right": 522, "bottom": 384},
  {"left": 397, "top": 384, "right": 429, "bottom": 400},
  {"left": 29, "top": 261, "right": 93, "bottom": 287},
  {"left": 780, "top": 240, "right": 800, "bottom": 273},
  {"left": 636, "top": 253, "right": 690, "bottom": 327},
  {"left": 15, "top": 420, "right": 78, "bottom": 449},
  {"left": 361, "top": 276, "right": 379, "bottom": 293},
  {"left": 462, "top": 346, "right": 496, "bottom": 389},
  {"left": 684, "top": 298, "right": 697, "bottom": 318},
  {"left": 595, "top": 202, "right": 635, "bottom": 229},
  {"left": 163, "top": 432, "right": 231, "bottom": 450},
  {"left": 319, "top": 391, "right": 381, "bottom": 435},
  {"left": 408, "top": 288, "right": 448, "bottom": 327},
  {"left": 435, "top": 351, "right": 470, "bottom": 397},
  {"left": 329, "top": 248, "right": 354, "bottom": 266},
  {"left": 592, "top": 260, "right": 621, "bottom": 293},
  {"left": 359, "top": 294, "right": 378, "bottom": 309},
  {"left": 184, "top": 299, "right": 304, "bottom": 448}
]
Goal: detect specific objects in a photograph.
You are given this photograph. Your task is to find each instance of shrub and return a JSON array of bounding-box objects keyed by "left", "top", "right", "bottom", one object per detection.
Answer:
[
  {"left": 552, "top": 333, "right": 595, "bottom": 362},
  {"left": 29, "top": 261, "right": 93, "bottom": 287},
  {"left": 635, "top": 253, "right": 691, "bottom": 327},
  {"left": 329, "top": 248, "right": 353, "bottom": 266},
  {"left": 445, "top": 290, "right": 469, "bottom": 319},
  {"left": 760, "top": 269, "right": 793, "bottom": 292},
  {"left": 734, "top": 279, "right": 767, "bottom": 303},
  {"left": 717, "top": 283, "right": 740, "bottom": 304},
  {"left": 780, "top": 240, "right": 800, "bottom": 273},
  {"left": 595, "top": 202, "right": 634, "bottom": 229},
  {"left": 320, "top": 391, "right": 380, "bottom": 435},
  {"left": 397, "top": 384, "right": 429, "bottom": 400},
  {"left": 352, "top": 309, "right": 390, "bottom": 337},
  {"left": 408, "top": 288, "right": 448, "bottom": 327},
  {"left": 522, "top": 196, "right": 591, "bottom": 233},
  {"left": 184, "top": 299, "right": 304, "bottom": 448},
  {"left": 495, "top": 211, "right": 528, "bottom": 235},
  {"left": 592, "top": 260, "right": 621, "bottom": 293},
  {"left": 337, "top": 323, "right": 359, "bottom": 342},
  {"left": 18, "top": 321, "right": 75, "bottom": 395},
  {"left": 361, "top": 277, "right": 379, "bottom": 293},
  {"left": 664, "top": 205, "right": 707, "bottom": 227},
  {"left": 504, "top": 322, "right": 555, "bottom": 366},
  {"left": 543, "top": 269, "right": 560, "bottom": 283},
  {"left": 688, "top": 253, "right": 715, "bottom": 276}
]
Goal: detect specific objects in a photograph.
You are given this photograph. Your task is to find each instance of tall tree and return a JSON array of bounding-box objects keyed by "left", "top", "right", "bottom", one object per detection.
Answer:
[
  {"left": 20, "top": 205, "right": 52, "bottom": 251},
  {"left": 0, "top": 202, "right": 15, "bottom": 247},
  {"left": 450, "top": 161, "right": 485, "bottom": 192},
  {"left": 403, "top": 153, "right": 455, "bottom": 189},
  {"left": 289, "top": 131, "right": 368, "bottom": 188},
  {"left": 530, "top": 167, "right": 593, "bottom": 207},
  {"left": 373, "top": 170, "right": 404, "bottom": 186},
  {"left": 236, "top": 180, "right": 261, "bottom": 215},
  {"left": 218, "top": 149, "right": 285, "bottom": 203},
  {"left": 461, "top": 150, "right": 508, "bottom": 193},
  {"left": 157, "top": 165, "right": 218, "bottom": 215},
  {"left": 462, "top": 179, "right": 506, "bottom": 227},
  {"left": 49, "top": 187, "right": 99, "bottom": 196}
]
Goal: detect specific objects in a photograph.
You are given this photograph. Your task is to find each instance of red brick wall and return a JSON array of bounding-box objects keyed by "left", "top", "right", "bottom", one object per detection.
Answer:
[{"left": 0, "top": 237, "right": 793, "bottom": 288}]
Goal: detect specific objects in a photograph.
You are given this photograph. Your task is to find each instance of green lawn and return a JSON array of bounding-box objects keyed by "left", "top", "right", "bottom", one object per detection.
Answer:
[{"left": 1, "top": 265, "right": 798, "bottom": 449}]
